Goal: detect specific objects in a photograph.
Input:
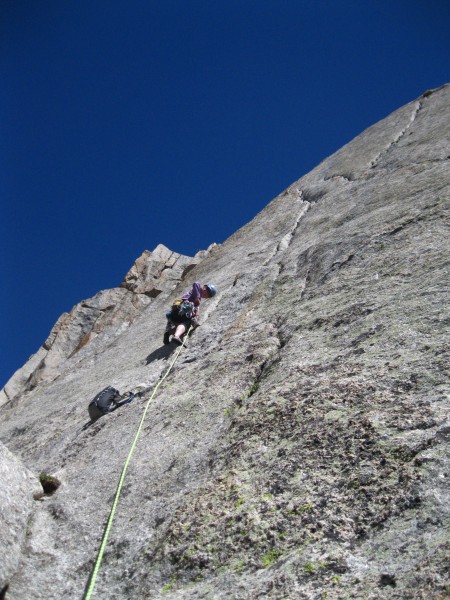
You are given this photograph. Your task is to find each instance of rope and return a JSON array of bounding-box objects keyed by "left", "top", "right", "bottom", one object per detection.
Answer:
[{"left": 83, "top": 329, "right": 192, "bottom": 599}]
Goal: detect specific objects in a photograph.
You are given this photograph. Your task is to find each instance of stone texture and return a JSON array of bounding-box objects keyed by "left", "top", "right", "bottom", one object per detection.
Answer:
[
  {"left": 0, "top": 85, "right": 448, "bottom": 599},
  {"left": 0, "top": 243, "right": 209, "bottom": 408},
  {"left": 119, "top": 243, "right": 211, "bottom": 295},
  {"left": 0, "top": 443, "right": 42, "bottom": 590}
]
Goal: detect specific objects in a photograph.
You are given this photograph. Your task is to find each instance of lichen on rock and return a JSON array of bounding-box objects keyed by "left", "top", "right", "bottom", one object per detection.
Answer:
[{"left": 0, "top": 84, "right": 449, "bottom": 599}]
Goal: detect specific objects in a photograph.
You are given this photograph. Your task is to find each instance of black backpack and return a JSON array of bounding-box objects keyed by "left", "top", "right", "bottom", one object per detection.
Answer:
[
  {"left": 88, "top": 386, "right": 122, "bottom": 421},
  {"left": 170, "top": 299, "right": 195, "bottom": 320}
]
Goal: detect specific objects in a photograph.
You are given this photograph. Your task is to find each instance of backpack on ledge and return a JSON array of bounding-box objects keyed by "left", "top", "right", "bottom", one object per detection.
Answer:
[{"left": 88, "top": 386, "right": 122, "bottom": 421}]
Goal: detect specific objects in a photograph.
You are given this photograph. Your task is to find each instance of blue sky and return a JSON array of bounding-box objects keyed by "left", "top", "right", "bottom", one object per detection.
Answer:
[{"left": 1, "top": 1, "right": 449, "bottom": 387}]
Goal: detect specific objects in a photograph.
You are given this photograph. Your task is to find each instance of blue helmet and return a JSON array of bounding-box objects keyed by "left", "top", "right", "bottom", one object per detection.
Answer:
[{"left": 205, "top": 283, "right": 217, "bottom": 297}]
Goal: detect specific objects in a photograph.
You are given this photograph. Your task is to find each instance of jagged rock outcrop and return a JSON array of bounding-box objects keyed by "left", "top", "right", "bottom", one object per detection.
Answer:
[
  {"left": 0, "top": 244, "right": 214, "bottom": 408},
  {"left": 0, "top": 85, "right": 448, "bottom": 599},
  {"left": 120, "top": 243, "right": 215, "bottom": 294}
]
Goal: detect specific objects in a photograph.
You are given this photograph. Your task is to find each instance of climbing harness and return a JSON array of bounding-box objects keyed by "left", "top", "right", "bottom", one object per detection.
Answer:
[{"left": 83, "top": 328, "right": 192, "bottom": 599}]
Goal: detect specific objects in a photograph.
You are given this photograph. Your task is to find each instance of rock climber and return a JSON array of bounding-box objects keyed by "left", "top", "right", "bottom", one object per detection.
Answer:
[{"left": 164, "top": 282, "right": 217, "bottom": 345}]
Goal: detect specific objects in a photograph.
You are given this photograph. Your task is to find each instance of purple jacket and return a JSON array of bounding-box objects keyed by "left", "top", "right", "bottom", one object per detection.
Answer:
[{"left": 182, "top": 282, "right": 203, "bottom": 314}]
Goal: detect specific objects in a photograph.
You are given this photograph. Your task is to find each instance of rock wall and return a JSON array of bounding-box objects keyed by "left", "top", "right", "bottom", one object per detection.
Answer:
[
  {"left": 0, "top": 85, "right": 448, "bottom": 599},
  {"left": 0, "top": 243, "right": 213, "bottom": 408},
  {"left": 0, "top": 443, "right": 42, "bottom": 592}
]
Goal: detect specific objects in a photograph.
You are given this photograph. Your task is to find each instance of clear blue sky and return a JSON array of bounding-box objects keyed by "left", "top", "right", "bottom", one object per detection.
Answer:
[{"left": 1, "top": 1, "right": 449, "bottom": 387}]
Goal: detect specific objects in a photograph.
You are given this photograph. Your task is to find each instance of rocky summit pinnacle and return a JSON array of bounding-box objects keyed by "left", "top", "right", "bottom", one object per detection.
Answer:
[{"left": 1, "top": 85, "right": 449, "bottom": 599}]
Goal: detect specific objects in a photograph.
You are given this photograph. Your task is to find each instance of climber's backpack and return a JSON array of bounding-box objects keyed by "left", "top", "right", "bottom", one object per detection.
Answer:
[
  {"left": 88, "top": 386, "right": 122, "bottom": 421},
  {"left": 170, "top": 299, "right": 195, "bottom": 320}
]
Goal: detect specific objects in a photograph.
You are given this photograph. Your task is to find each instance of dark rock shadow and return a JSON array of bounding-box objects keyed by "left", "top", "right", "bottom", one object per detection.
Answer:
[
  {"left": 80, "top": 420, "right": 95, "bottom": 431},
  {"left": 145, "top": 344, "right": 174, "bottom": 365}
]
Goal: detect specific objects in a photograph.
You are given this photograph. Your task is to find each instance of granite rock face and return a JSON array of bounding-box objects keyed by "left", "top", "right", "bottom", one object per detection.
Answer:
[
  {"left": 0, "top": 85, "right": 449, "bottom": 599},
  {"left": 0, "top": 244, "right": 210, "bottom": 408},
  {"left": 0, "top": 443, "right": 42, "bottom": 591}
]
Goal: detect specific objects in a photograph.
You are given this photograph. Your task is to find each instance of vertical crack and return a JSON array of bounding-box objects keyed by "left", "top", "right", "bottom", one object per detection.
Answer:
[
  {"left": 370, "top": 100, "right": 423, "bottom": 169},
  {"left": 276, "top": 201, "right": 311, "bottom": 252},
  {"left": 264, "top": 195, "right": 311, "bottom": 266}
]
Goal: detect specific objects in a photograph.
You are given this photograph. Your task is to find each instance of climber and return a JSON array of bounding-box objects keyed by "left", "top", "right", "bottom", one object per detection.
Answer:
[{"left": 164, "top": 282, "right": 217, "bottom": 345}]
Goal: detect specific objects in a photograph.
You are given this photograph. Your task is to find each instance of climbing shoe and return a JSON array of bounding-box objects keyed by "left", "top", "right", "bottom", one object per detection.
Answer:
[
  {"left": 171, "top": 336, "right": 183, "bottom": 346},
  {"left": 163, "top": 331, "right": 171, "bottom": 345}
]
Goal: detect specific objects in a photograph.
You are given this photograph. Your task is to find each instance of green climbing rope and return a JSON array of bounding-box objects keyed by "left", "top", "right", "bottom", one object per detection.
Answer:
[{"left": 83, "top": 330, "right": 191, "bottom": 599}]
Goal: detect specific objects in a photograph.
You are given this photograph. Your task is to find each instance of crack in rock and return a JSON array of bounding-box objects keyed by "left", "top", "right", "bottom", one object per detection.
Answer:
[
  {"left": 264, "top": 197, "right": 311, "bottom": 266},
  {"left": 370, "top": 100, "right": 423, "bottom": 169},
  {"left": 324, "top": 174, "right": 353, "bottom": 183}
]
